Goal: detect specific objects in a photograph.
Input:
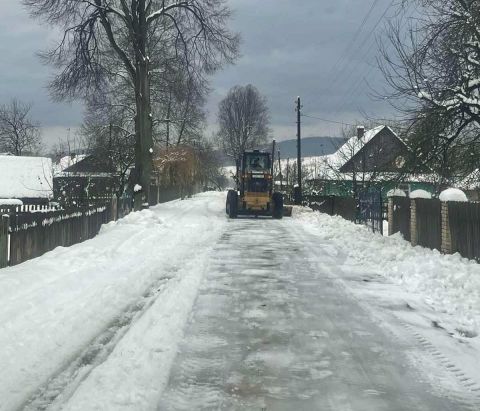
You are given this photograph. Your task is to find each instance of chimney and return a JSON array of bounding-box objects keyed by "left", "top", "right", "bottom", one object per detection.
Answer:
[{"left": 357, "top": 126, "right": 365, "bottom": 139}]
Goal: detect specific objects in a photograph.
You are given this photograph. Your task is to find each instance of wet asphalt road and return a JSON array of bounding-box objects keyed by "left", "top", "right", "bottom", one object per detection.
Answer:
[{"left": 157, "top": 217, "right": 471, "bottom": 410}]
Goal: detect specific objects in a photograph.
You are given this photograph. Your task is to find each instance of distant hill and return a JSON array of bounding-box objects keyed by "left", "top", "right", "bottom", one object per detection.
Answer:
[
  {"left": 275, "top": 136, "right": 345, "bottom": 159},
  {"left": 216, "top": 136, "right": 346, "bottom": 166}
]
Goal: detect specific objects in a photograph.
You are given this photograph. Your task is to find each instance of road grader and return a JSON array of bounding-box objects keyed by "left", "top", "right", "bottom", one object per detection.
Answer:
[{"left": 226, "top": 147, "right": 284, "bottom": 219}]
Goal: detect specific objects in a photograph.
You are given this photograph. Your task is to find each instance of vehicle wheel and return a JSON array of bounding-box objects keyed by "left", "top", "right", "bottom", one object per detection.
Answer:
[
  {"left": 227, "top": 190, "right": 238, "bottom": 218},
  {"left": 226, "top": 191, "right": 231, "bottom": 214},
  {"left": 272, "top": 192, "right": 284, "bottom": 219}
]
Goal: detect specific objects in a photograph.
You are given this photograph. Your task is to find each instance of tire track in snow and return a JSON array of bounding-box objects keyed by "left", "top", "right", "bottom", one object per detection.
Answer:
[
  {"left": 18, "top": 272, "right": 177, "bottom": 411},
  {"left": 400, "top": 322, "right": 480, "bottom": 411}
]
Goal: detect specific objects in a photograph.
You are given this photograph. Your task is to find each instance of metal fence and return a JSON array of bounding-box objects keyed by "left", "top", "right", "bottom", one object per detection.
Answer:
[
  {"left": 415, "top": 198, "right": 442, "bottom": 251},
  {"left": 358, "top": 190, "right": 383, "bottom": 234},
  {"left": 448, "top": 202, "right": 480, "bottom": 261},
  {"left": 391, "top": 197, "right": 411, "bottom": 241}
]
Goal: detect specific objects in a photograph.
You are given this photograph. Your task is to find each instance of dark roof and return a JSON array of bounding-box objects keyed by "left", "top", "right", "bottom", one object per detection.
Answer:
[{"left": 63, "top": 154, "right": 116, "bottom": 174}]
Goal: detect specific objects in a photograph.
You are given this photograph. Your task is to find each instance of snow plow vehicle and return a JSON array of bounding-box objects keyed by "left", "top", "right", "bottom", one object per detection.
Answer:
[{"left": 226, "top": 148, "right": 285, "bottom": 219}]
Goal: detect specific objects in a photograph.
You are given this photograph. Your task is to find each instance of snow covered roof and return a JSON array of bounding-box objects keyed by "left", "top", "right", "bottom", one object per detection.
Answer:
[
  {"left": 328, "top": 125, "right": 395, "bottom": 169},
  {"left": 57, "top": 154, "right": 87, "bottom": 172},
  {"left": 0, "top": 155, "right": 53, "bottom": 199},
  {"left": 457, "top": 169, "right": 480, "bottom": 190}
]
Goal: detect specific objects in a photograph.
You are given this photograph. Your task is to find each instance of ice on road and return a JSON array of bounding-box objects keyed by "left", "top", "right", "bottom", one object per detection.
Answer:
[
  {"left": 1, "top": 192, "right": 479, "bottom": 410},
  {"left": 158, "top": 217, "right": 474, "bottom": 410}
]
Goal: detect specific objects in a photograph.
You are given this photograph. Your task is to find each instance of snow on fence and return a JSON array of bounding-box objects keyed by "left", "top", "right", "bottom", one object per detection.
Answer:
[
  {"left": 8, "top": 205, "right": 113, "bottom": 266},
  {"left": 0, "top": 203, "right": 59, "bottom": 215},
  {"left": 304, "top": 195, "right": 356, "bottom": 222}
]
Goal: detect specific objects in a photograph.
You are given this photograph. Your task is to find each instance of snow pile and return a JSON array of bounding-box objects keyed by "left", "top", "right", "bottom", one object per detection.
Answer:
[
  {"left": 0, "top": 155, "right": 53, "bottom": 199},
  {"left": 409, "top": 189, "right": 432, "bottom": 199},
  {"left": 134, "top": 183, "right": 142, "bottom": 192},
  {"left": 294, "top": 208, "right": 480, "bottom": 337},
  {"left": 0, "top": 192, "right": 227, "bottom": 410},
  {"left": 439, "top": 188, "right": 468, "bottom": 202},
  {"left": 387, "top": 188, "right": 407, "bottom": 197}
]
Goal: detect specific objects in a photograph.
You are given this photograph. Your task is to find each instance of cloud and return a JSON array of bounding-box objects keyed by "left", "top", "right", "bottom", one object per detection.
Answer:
[
  {"left": 0, "top": 0, "right": 398, "bottom": 147},
  {"left": 0, "top": 3, "right": 83, "bottom": 138},
  {"left": 207, "top": 0, "right": 397, "bottom": 139}
]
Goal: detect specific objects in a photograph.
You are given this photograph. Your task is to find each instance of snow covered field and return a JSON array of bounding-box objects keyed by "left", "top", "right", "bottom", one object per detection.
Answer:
[{"left": 1, "top": 192, "right": 479, "bottom": 410}]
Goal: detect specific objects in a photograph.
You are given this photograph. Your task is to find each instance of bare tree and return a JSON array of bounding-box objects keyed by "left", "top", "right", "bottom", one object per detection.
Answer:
[
  {"left": 378, "top": 0, "right": 480, "bottom": 177},
  {"left": 24, "top": 0, "right": 239, "bottom": 209},
  {"left": 81, "top": 95, "right": 136, "bottom": 197},
  {"left": 217, "top": 84, "right": 270, "bottom": 160},
  {"left": 0, "top": 99, "right": 41, "bottom": 155}
]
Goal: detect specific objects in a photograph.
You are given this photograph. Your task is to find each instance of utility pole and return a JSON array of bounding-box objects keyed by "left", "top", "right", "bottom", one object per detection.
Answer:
[
  {"left": 278, "top": 149, "right": 282, "bottom": 191},
  {"left": 286, "top": 158, "right": 290, "bottom": 190},
  {"left": 295, "top": 96, "right": 302, "bottom": 204}
]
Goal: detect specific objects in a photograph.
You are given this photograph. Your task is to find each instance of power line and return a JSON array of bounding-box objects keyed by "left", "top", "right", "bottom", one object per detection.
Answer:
[
  {"left": 331, "top": 0, "right": 399, "bottom": 120},
  {"left": 301, "top": 113, "right": 356, "bottom": 127},
  {"left": 323, "top": 0, "right": 381, "bottom": 91}
]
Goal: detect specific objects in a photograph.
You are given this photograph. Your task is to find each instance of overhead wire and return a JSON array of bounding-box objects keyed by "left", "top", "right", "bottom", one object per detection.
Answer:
[
  {"left": 328, "top": 0, "right": 402, "bottom": 123},
  {"left": 300, "top": 113, "right": 356, "bottom": 127},
  {"left": 323, "top": 0, "right": 381, "bottom": 95}
]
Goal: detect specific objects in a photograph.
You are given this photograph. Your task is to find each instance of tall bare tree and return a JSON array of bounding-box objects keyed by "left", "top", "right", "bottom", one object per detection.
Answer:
[
  {"left": 378, "top": 0, "right": 480, "bottom": 179},
  {"left": 0, "top": 99, "right": 41, "bottom": 156},
  {"left": 217, "top": 84, "right": 270, "bottom": 160},
  {"left": 24, "top": 0, "right": 239, "bottom": 208}
]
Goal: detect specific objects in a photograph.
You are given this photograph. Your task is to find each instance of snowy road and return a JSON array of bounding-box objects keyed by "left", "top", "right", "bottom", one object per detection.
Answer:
[
  {"left": 1, "top": 192, "right": 480, "bottom": 410},
  {"left": 158, "top": 217, "right": 474, "bottom": 410}
]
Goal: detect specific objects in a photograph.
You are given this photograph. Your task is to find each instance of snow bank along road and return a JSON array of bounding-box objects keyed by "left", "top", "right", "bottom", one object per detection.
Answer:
[{"left": 1, "top": 192, "right": 480, "bottom": 410}]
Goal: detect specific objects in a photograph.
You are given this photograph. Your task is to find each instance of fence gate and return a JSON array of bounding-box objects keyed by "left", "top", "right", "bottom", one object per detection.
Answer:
[{"left": 358, "top": 190, "right": 383, "bottom": 234}]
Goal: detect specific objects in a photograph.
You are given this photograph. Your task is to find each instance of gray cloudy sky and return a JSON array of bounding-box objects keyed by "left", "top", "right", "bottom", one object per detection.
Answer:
[{"left": 0, "top": 0, "right": 399, "bottom": 149}]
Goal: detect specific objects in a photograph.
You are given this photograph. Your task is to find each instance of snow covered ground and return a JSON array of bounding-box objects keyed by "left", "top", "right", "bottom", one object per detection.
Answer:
[
  {"left": 0, "top": 193, "right": 227, "bottom": 411},
  {"left": 293, "top": 208, "right": 480, "bottom": 399},
  {"left": 1, "top": 192, "right": 479, "bottom": 410}
]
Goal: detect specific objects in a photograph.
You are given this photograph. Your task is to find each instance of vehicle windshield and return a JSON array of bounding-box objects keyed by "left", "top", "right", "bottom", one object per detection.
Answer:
[{"left": 244, "top": 153, "right": 270, "bottom": 172}]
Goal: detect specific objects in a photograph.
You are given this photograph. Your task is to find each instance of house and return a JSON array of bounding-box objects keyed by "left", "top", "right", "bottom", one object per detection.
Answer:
[
  {"left": 0, "top": 155, "right": 53, "bottom": 204},
  {"left": 338, "top": 125, "right": 410, "bottom": 173},
  {"left": 303, "top": 125, "right": 436, "bottom": 198},
  {"left": 53, "top": 154, "right": 117, "bottom": 207}
]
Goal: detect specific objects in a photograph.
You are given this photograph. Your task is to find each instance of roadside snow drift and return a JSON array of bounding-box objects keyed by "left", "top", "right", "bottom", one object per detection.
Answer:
[
  {"left": 292, "top": 207, "right": 480, "bottom": 398},
  {"left": 293, "top": 208, "right": 480, "bottom": 340},
  {"left": 0, "top": 192, "right": 227, "bottom": 411}
]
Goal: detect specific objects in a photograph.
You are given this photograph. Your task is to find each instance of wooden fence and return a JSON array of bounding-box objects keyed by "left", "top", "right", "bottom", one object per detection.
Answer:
[
  {"left": 389, "top": 196, "right": 480, "bottom": 261},
  {"left": 414, "top": 198, "right": 442, "bottom": 251},
  {"left": 0, "top": 216, "right": 8, "bottom": 268},
  {"left": 8, "top": 205, "right": 113, "bottom": 266},
  {"left": 0, "top": 186, "right": 201, "bottom": 268},
  {"left": 390, "top": 197, "right": 411, "bottom": 241},
  {"left": 448, "top": 202, "right": 480, "bottom": 261},
  {"left": 305, "top": 195, "right": 356, "bottom": 222}
]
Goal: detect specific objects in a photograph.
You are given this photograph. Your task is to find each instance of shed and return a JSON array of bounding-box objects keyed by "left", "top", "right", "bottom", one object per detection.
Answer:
[{"left": 0, "top": 155, "right": 53, "bottom": 204}]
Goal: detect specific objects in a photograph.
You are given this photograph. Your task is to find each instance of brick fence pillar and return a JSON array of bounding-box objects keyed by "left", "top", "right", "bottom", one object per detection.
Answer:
[
  {"left": 410, "top": 199, "right": 418, "bottom": 247},
  {"left": 388, "top": 198, "right": 394, "bottom": 236},
  {"left": 441, "top": 201, "right": 452, "bottom": 254}
]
